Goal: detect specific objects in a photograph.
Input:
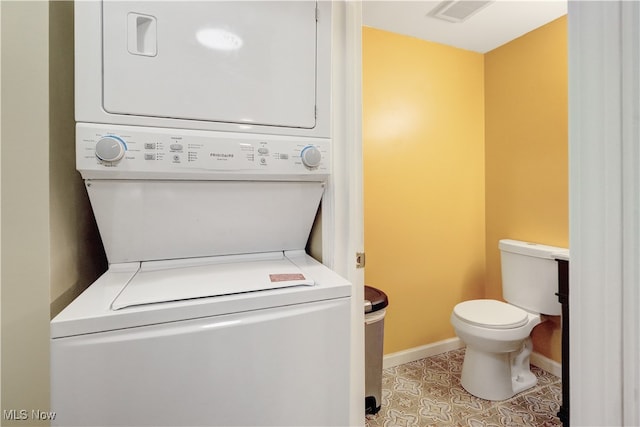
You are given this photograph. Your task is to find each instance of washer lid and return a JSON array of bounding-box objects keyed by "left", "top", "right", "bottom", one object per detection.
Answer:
[
  {"left": 453, "top": 299, "right": 529, "bottom": 329},
  {"left": 111, "top": 252, "right": 314, "bottom": 310},
  {"left": 50, "top": 251, "right": 352, "bottom": 339}
]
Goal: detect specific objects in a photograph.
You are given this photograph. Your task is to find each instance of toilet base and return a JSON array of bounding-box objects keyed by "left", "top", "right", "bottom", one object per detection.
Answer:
[{"left": 460, "top": 338, "right": 537, "bottom": 401}]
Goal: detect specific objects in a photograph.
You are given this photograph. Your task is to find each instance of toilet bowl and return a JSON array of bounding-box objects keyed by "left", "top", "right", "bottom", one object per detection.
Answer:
[
  {"left": 450, "top": 239, "right": 568, "bottom": 401},
  {"left": 451, "top": 299, "right": 542, "bottom": 400}
]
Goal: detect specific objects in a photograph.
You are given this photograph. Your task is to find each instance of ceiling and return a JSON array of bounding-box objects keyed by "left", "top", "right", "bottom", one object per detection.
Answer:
[{"left": 362, "top": 0, "right": 567, "bottom": 53}]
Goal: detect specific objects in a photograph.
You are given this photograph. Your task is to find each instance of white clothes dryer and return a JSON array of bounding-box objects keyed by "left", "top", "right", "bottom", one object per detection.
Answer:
[{"left": 75, "top": 1, "right": 332, "bottom": 138}]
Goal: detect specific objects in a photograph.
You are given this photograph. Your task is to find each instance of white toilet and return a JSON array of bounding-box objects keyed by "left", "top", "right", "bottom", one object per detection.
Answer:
[{"left": 450, "top": 239, "right": 568, "bottom": 401}]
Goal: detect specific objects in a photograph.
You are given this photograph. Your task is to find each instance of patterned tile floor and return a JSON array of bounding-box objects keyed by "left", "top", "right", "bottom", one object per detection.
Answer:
[{"left": 365, "top": 348, "right": 562, "bottom": 427}]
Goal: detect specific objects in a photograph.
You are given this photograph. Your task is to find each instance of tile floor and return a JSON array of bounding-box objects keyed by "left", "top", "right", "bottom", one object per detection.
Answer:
[{"left": 365, "top": 348, "right": 562, "bottom": 427}]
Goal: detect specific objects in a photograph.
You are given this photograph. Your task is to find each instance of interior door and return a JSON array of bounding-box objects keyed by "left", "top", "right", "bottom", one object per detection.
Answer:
[{"left": 102, "top": 1, "right": 318, "bottom": 129}]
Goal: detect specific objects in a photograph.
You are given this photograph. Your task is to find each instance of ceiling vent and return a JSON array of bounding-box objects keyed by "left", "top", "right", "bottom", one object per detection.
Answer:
[{"left": 427, "top": 1, "right": 494, "bottom": 23}]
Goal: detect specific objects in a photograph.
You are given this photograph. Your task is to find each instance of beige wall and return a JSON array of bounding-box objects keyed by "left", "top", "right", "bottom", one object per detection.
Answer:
[
  {"left": 1, "top": 1, "right": 106, "bottom": 423},
  {"left": 0, "top": 0, "right": 3, "bottom": 411},
  {"left": 2, "top": 2, "right": 52, "bottom": 424}
]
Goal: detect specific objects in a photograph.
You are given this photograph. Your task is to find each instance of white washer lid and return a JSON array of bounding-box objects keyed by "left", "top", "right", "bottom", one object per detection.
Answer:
[
  {"left": 453, "top": 299, "right": 529, "bottom": 329},
  {"left": 111, "top": 252, "right": 314, "bottom": 310}
]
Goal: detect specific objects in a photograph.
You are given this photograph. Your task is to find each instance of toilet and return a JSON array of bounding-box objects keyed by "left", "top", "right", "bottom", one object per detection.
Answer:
[{"left": 450, "top": 239, "right": 568, "bottom": 401}]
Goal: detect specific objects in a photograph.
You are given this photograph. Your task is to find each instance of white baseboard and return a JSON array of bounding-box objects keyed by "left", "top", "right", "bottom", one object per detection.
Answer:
[
  {"left": 382, "top": 338, "right": 562, "bottom": 378},
  {"left": 530, "top": 351, "right": 562, "bottom": 378},
  {"left": 382, "top": 337, "right": 464, "bottom": 369}
]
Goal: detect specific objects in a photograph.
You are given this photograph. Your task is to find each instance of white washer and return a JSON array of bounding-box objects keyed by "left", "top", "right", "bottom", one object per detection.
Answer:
[
  {"left": 51, "top": 125, "right": 351, "bottom": 426},
  {"left": 51, "top": 251, "right": 350, "bottom": 426}
]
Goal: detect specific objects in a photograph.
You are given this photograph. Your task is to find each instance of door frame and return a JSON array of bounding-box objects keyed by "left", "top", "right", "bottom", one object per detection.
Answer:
[
  {"left": 569, "top": 2, "right": 640, "bottom": 425},
  {"left": 328, "top": 1, "right": 364, "bottom": 425}
]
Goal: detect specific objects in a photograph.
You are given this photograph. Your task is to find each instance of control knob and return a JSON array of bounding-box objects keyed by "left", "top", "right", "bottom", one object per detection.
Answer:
[
  {"left": 300, "top": 145, "right": 322, "bottom": 169},
  {"left": 95, "top": 135, "right": 127, "bottom": 162}
]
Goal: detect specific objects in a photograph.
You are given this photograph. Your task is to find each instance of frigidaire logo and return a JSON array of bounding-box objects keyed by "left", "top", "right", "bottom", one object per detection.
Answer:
[{"left": 3, "top": 409, "right": 56, "bottom": 421}]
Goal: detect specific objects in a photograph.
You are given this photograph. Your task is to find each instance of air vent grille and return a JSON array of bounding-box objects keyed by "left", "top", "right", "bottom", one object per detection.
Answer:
[{"left": 428, "top": 0, "right": 493, "bottom": 23}]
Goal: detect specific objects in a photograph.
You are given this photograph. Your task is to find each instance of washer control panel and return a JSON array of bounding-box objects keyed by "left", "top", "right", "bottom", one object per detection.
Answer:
[{"left": 76, "top": 123, "right": 330, "bottom": 180}]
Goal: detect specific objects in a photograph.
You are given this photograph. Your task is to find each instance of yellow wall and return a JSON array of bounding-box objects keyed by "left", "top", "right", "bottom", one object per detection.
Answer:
[
  {"left": 485, "top": 16, "right": 568, "bottom": 361},
  {"left": 363, "top": 17, "right": 567, "bottom": 361},
  {"left": 362, "top": 27, "right": 486, "bottom": 353}
]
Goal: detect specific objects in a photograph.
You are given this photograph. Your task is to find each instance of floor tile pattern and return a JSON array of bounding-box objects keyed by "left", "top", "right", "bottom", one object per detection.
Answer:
[{"left": 365, "top": 348, "right": 562, "bottom": 427}]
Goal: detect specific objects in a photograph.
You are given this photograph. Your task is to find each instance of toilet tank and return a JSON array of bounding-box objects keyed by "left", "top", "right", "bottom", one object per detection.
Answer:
[{"left": 499, "top": 239, "right": 568, "bottom": 316}]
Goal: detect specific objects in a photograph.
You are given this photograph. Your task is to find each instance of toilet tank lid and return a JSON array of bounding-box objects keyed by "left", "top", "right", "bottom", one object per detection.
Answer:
[{"left": 499, "top": 239, "right": 569, "bottom": 260}]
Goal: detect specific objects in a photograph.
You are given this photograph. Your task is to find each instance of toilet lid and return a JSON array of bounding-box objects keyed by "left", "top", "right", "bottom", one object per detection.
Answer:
[{"left": 453, "top": 300, "right": 529, "bottom": 329}]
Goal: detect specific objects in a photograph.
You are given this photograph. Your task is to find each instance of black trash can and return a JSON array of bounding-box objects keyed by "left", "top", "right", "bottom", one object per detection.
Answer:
[{"left": 364, "top": 285, "right": 389, "bottom": 415}]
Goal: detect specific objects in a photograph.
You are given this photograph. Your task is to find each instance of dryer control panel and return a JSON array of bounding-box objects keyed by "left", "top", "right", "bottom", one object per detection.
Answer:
[{"left": 77, "top": 123, "right": 330, "bottom": 181}]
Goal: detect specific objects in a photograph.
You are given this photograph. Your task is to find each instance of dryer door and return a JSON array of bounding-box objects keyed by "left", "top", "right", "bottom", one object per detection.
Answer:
[{"left": 102, "top": 1, "right": 318, "bottom": 129}]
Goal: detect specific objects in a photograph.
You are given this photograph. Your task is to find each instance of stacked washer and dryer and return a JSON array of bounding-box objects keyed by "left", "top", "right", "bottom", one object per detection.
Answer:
[{"left": 51, "top": 2, "right": 352, "bottom": 426}]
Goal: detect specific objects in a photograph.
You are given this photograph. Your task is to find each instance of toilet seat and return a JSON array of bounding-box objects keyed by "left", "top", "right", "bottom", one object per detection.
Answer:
[{"left": 453, "top": 300, "right": 529, "bottom": 329}]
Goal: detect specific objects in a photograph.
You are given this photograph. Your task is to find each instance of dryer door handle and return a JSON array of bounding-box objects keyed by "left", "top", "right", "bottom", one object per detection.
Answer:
[{"left": 127, "top": 13, "right": 157, "bottom": 57}]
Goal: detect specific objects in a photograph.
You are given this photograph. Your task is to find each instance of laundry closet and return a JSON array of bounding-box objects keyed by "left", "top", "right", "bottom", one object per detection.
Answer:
[{"left": 50, "top": 2, "right": 363, "bottom": 426}]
